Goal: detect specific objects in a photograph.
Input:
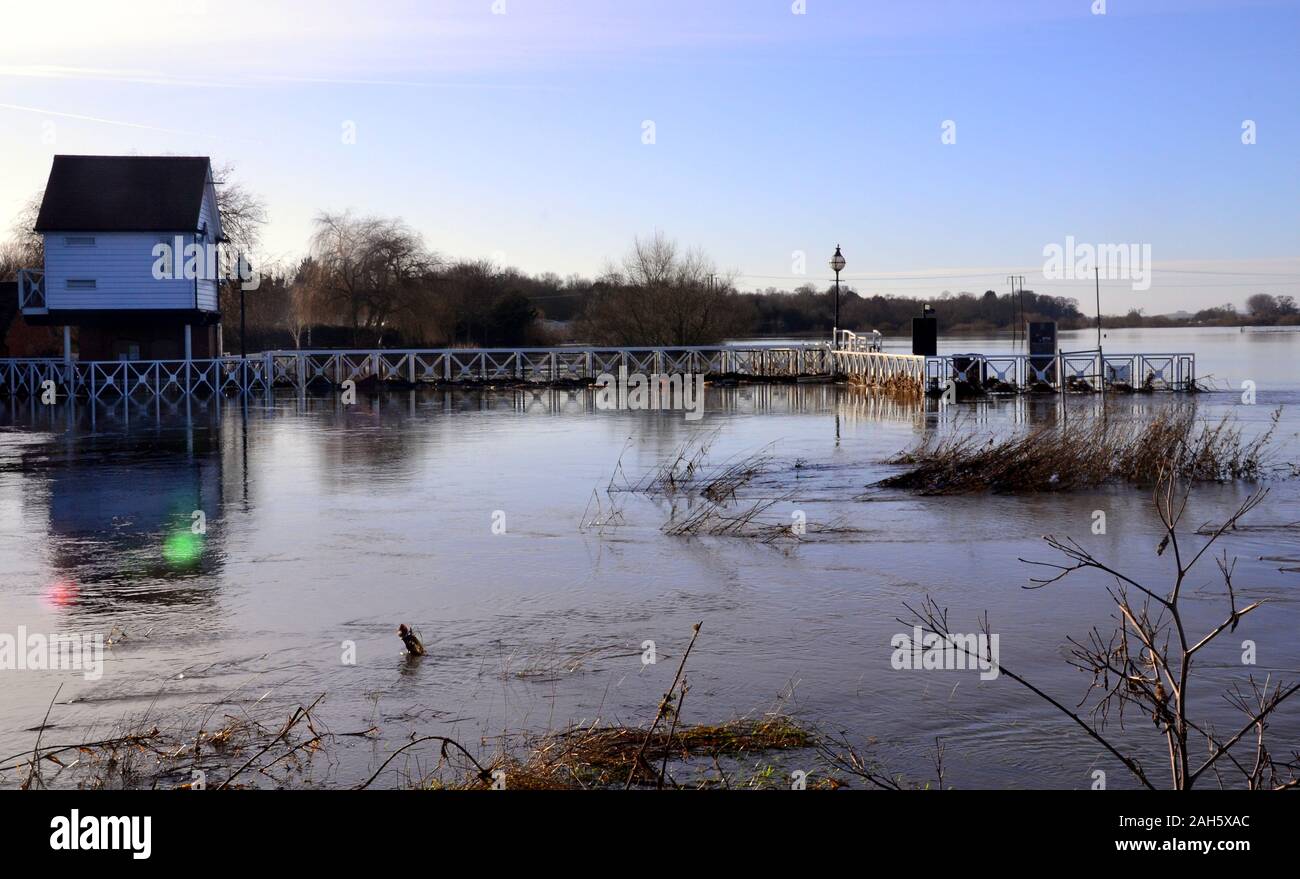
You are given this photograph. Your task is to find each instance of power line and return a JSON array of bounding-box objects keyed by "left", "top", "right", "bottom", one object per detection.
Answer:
[
  {"left": 733, "top": 274, "right": 1300, "bottom": 288},
  {"left": 733, "top": 268, "right": 1300, "bottom": 282}
]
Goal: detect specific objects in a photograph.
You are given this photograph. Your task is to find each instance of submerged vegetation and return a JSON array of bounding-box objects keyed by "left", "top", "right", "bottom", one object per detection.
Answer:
[
  {"left": 436, "top": 716, "right": 818, "bottom": 790},
  {"left": 880, "top": 407, "right": 1280, "bottom": 495},
  {"left": 604, "top": 431, "right": 857, "bottom": 542},
  {"left": 4, "top": 692, "right": 344, "bottom": 790}
]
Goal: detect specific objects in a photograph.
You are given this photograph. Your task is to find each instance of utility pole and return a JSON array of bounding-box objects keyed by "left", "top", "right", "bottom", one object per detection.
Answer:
[
  {"left": 1096, "top": 265, "right": 1105, "bottom": 398},
  {"left": 1007, "top": 274, "right": 1025, "bottom": 352},
  {"left": 1007, "top": 275, "right": 1018, "bottom": 349},
  {"left": 1094, "top": 266, "right": 1102, "bottom": 349},
  {"left": 1017, "top": 275, "right": 1026, "bottom": 353}
]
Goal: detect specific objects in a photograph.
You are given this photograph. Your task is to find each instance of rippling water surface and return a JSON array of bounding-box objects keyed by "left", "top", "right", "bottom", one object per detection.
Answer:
[{"left": 1, "top": 327, "right": 1297, "bottom": 788}]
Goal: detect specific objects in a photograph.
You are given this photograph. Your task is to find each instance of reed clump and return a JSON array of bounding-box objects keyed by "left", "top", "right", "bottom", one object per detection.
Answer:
[
  {"left": 880, "top": 407, "right": 1278, "bottom": 495},
  {"left": 608, "top": 433, "right": 820, "bottom": 541},
  {"left": 662, "top": 493, "right": 790, "bottom": 539},
  {"left": 609, "top": 431, "right": 774, "bottom": 499}
]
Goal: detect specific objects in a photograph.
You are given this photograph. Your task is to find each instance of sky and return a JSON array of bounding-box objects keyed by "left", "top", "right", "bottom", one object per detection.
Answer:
[{"left": 1, "top": 0, "right": 1297, "bottom": 316}]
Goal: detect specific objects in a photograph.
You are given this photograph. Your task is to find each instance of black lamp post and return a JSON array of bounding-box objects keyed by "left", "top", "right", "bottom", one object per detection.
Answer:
[
  {"left": 829, "top": 245, "right": 846, "bottom": 348},
  {"left": 237, "top": 252, "right": 254, "bottom": 359}
]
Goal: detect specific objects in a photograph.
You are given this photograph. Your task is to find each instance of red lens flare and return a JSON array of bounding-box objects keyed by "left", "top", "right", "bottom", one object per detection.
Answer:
[{"left": 44, "top": 579, "right": 78, "bottom": 608}]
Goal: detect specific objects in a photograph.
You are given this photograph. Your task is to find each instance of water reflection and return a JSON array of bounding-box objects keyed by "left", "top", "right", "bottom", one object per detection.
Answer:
[
  {"left": 2, "top": 398, "right": 230, "bottom": 613},
  {"left": 1, "top": 352, "right": 1296, "bottom": 789}
]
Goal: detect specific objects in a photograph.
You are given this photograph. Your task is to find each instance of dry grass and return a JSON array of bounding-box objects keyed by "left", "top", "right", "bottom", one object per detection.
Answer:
[
  {"left": 3, "top": 693, "right": 365, "bottom": 790},
  {"left": 606, "top": 432, "right": 822, "bottom": 541},
  {"left": 429, "top": 715, "right": 817, "bottom": 790},
  {"left": 845, "top": 372, "right": 923, "bottom": 395},
  {"left": 662, "top": 493, "right": 791, "bottom": 539},
  {"left": 609, "top": 431, "right": 773, "bottom": 499},
  {"left": 879, "top": 407, "right": 1280, "bottom": 495}
]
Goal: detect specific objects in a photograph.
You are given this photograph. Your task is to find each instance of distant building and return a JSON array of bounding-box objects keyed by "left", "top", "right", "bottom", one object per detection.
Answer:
[{"left": 17, "top": 155, "right": 225, "bottom": 361}]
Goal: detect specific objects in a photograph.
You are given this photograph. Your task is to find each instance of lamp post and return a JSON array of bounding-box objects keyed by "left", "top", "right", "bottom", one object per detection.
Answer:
[{"left": 830, "top": 245, "right": 846, "bottom": 348}]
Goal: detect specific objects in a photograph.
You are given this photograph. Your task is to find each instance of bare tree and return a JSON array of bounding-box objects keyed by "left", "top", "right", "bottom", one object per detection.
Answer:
[
  {"left": 309, "top": 212, "right": 435, "bottom": 345},
  {"left": 212, "top": 162, "right": 267, "bottom": 257},
  {"left": 904, "top": 465, "right": 1299, "bottom": 790},
  {"left": 210, "top": 163, "right": 268, "bottom": 355},
  {"left": 580, "top": 232, "right": 751, "bottom": 346},
  {"left": 0, "top": 192, "right": 45, "bottom": 280}
]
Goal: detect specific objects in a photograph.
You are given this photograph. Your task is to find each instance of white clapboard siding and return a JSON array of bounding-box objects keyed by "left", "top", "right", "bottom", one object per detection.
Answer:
[
  {"left": 43, "top": 232, "right": 219, "bottom": 312},
  {"left": 198, "top": 177, "right": 223, "bottom": 242},
  {"left": 195, "top": 177, "right": 222, "bottom": 310}
]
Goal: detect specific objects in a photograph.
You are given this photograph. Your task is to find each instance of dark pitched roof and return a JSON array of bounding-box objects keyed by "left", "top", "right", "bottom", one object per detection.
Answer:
[{"left": 34, "top": 155, "right": 212, "bottom": 233}]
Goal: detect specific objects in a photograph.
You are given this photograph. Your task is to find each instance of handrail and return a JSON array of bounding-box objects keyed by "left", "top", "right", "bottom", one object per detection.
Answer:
[
  {"left": 0, "top": 346, "right": 1197, "bottom": 398},
  {"left": 17, "top": 269, "right": 45, "bottom": 310},
  {"left": 835, "top": 329, "right": 883, "bottom": 352}
]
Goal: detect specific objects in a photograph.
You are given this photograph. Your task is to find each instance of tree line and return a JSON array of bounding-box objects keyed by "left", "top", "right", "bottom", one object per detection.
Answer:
[{"left": 2, "top": 165, "right": 1297, "bottom": 356}]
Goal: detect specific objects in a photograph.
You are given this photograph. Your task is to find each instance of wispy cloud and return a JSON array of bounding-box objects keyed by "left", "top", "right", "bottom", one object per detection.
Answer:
[
  {"left": 0, "top": 65, "right": 561, "bottom": 91},
  {"left": 0, "top": 102, "right": 263, "bottom": 143},
  {"left": 0, "top": 65, "right": 245, "bottom": 89}
]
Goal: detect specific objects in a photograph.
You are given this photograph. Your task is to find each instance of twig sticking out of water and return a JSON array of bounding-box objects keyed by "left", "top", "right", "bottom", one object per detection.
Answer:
[
  {"left": 20, "top": 684, "right": 62, "bottom": 790},
  {"left": 662, "top": 494, "right": 792, "bottom": 539},
  {"left": 609, "top": 431, "right": 774, "bottom": 500},
  {"left": 217, "top": 694, "right": 325, "bottom": 790},
  {"left": 358, "top": 735, "right": 492, "bottom": 790},
  {"left": 658, "top": 677, "right": 691, "bottom": 790},
  {"left": 579, "top": 489, "right": 626, "bottom": 533},
  {"left": 626, "top": 621, "right": 702, "bottom": 790}
]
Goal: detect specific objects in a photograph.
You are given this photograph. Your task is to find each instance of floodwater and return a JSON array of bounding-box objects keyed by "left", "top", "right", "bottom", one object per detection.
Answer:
[{"left": 1, "top": 326, "right": 1297, "bottom": 789}]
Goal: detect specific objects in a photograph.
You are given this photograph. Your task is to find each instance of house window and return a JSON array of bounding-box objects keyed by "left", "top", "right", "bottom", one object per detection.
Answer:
[
  {"left": 67, "top": 279, "right": 97, "bottom": 289},
  {"left": 64, "top": 236, "right": 96, "bottom": 247}
]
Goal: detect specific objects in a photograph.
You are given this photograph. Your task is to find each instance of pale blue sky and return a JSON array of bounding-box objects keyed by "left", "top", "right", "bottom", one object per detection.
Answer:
[{"left": 1, "top": 0, "right": 1296, "bottom": 314}]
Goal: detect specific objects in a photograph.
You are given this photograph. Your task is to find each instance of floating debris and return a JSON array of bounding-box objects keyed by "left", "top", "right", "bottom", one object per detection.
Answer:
[{"left": 397, "top": 624, "right": 426, "bottom": 656}]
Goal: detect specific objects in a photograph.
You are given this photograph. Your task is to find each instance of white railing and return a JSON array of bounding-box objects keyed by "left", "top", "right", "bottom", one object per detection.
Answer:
[
  {"left": 834, "top": 348, "right": 926, "bottom": 388},
  {"left": 835, "top": 329, "right": 883, "bottom": 352},
  {"left": 925, "top": 351, "right": 1197, "bottom": 391},
  {"left": 0, "top": 345, "right": 1198, "bottom": 398},
  {"left": 17, "top": 269, "right": 45, "bottom": 311},
  {"left": 0, "top": 344, "right": 834, "bottom": 399}
]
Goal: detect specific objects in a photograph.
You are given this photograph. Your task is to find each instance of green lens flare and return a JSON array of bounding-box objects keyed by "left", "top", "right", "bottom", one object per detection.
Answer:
[{"left": 163, "top": 530, "right": 204, "bottom": 567}]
